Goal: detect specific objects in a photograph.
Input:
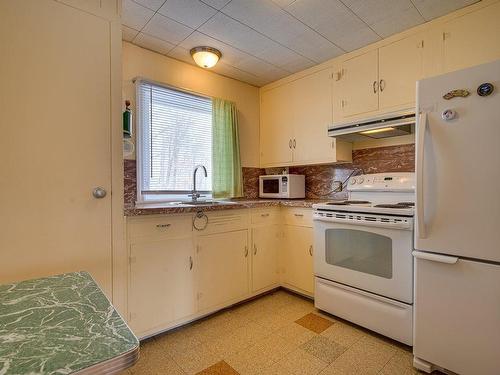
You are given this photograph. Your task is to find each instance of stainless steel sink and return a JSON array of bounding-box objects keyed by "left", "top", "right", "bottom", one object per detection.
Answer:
[{"left": 179, "top": 200, "right": 237, "bottom": 206}]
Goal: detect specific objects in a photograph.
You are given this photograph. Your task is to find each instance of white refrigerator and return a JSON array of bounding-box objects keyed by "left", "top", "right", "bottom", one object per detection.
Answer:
[{"left": 413, "top": 59, "right": 500, "bottom": 375}]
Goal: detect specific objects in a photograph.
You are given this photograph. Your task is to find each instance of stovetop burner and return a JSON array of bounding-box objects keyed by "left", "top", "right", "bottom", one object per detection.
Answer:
[{"left": 326, "top": 200, "right": 371, "bottom": 206}]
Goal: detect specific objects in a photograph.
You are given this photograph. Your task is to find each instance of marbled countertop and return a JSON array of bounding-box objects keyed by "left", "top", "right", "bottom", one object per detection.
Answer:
[
  {"left": 124, "top": 198, "right": 331, "bottom": 216},
  {"left": 0, "top": 272, "right": 139, "bottom": 375}
]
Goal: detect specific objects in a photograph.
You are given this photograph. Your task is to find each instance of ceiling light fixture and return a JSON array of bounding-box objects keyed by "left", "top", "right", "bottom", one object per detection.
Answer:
[{"left": 190, "top": 46, "right": 222, "bottom": 68}]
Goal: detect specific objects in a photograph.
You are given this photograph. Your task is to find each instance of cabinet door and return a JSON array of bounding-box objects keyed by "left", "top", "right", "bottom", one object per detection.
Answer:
[
  {"left": 283, "top": 225, "right": 314, "bottom": 294},
  {"left": 339, "top": 49, "right": 379, "bottom": 118},
  {"left": 197, "top": 230, "right": 249, "bottom": 311},
  {"left": 443, "top": 2, "right": 500, "bottom": 73},
  {"left": 128, "top": 237, "right": 196, "bottom": 335},
  {"left": 379, "top": 34, "right": 423, "bottom": 110},
  {"left": 260, "top": 85, "right": 293, "bottom": 166},
  {"left": 292, "top": 68, "right": 336, "bottom": 164},
  {"left": 252, "top": 225, "right": 280, "bottom": 292}
]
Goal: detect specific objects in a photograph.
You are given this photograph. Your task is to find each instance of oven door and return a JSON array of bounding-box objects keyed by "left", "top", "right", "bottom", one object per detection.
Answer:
[{"left": 314, "top": 215, "right": 413, "bottom": 303}]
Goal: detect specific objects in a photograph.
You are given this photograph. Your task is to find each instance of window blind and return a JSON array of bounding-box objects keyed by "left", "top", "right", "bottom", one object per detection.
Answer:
[{"left": 137, "top": 81, "right": 212, "bottom": 196}]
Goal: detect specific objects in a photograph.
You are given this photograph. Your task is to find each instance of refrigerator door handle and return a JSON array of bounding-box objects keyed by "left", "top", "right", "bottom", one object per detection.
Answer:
[
  {"left": 416, "top": 111, "right": 427, "bottom": 239},
  {"left": 412, "top": 250, "right": 459, "bottom": 264}
]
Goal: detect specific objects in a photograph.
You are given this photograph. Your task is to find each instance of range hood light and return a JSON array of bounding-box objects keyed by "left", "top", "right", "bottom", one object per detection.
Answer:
[{"left": 360, "top": 127, "right": 396, "bottom": 135}]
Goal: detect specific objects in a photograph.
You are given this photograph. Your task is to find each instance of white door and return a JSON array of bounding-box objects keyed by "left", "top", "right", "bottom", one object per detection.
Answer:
[
  {"left": 283, "top": 226, "right": 314, "bottom": 294},
  {"left": 129, "top": 238, "right": 196, "bottom": 335},
  {"left": 0, "top": 0, "right": 113, "bottom": 294},
  {"left": 197, "top": 230, "right": 249, "bottom": 311},
  {"left": 414, "top": 252, "right": 500, "bottom": 375},
  {"left": 251, "top": 225, "right": 280, "bottom": 292},
  {"left": 379, "top": 34, "right": 423, "bottom": 110},
  {"left": 340, "top": 49, "right": 379, "bottom": 118},
  {"left": 314, "top": 220, "right": 413, "bottom": 303},
  {"left": 292, "top": 68, "right": 335, "bottom": 164},
  {"left": 443, "top": 2, "right": 500, "bottom": 73},
  {"left": 415, "top": 59, "right": 500, "bottom": 262}
]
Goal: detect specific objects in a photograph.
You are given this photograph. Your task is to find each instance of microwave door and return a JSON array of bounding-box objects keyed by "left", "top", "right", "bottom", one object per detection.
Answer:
[{"left": 262, "top": 178, "right": 280, "bottom": 195}]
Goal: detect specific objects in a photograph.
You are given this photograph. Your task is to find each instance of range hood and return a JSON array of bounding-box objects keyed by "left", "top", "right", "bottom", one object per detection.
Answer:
[{"left": 328, "top": 110, "right": 415, "bottom": 142}]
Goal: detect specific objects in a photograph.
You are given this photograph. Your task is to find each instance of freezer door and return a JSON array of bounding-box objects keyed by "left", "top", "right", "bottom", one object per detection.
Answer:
[
  {"left": 415, "top": 59, "right": 500, "bottom": 262},
  {"left": 413, "top": 251, "right": 500, "bottom": 375}
]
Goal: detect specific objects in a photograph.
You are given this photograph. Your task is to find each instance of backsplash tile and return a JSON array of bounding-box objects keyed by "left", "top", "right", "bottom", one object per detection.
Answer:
[{"left": 123, "top": 144, "right": 415, "bottom": 206}]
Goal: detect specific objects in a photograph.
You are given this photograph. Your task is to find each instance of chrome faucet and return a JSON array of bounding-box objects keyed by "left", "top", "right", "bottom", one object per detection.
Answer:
[{"left": 189, "top": 165, "right": 208, "bottom": 202}]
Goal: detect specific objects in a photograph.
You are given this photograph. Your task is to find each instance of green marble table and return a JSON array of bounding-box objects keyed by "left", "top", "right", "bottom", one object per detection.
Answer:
[{"left": 0, "top": 272, "right": 139, "bottom": 374}]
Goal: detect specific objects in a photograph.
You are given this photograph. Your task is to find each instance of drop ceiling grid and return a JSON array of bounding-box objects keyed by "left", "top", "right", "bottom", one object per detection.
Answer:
[{"left": 122, "top": 0, "right": 480, "bottom": 86}]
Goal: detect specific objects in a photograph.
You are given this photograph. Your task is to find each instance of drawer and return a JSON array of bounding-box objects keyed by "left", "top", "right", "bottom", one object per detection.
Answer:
[
  {"left": 251, "top": 207, "right": 281, "bottom": 225},
  {"left": 128, "top": 215, "right": 192, "bottom": 240},
  {"left": 282, "top": 207, "right": 313, "bottom": 227},
  {"left": 194, "top": 209, "right": 249, "bottom": 234}
]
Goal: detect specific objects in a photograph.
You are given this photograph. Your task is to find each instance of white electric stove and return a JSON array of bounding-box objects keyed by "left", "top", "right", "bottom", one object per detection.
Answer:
[{"left": 312, "top": 172, "right": 415, "bottom": 345}]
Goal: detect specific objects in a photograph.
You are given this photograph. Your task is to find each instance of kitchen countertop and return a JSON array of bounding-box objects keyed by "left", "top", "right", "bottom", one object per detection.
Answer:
[
  {"left": 0, "top": 272, "right": 139, "bottom": 375},
  {"left": 124, "top": 198, "right": 331, "bottom": 216}
]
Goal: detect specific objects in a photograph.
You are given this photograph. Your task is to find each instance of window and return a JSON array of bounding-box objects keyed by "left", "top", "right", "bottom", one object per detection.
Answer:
[{"left": 136, "top": 80, "right": 212, "bottom": 203}]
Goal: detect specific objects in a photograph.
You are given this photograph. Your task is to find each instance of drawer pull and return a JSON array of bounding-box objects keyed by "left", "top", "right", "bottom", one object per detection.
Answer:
[
  {"left": 189, "top": 256, "right": 193, "bottom": 270},
  {"left": 244, "top": 246, "right": 249, "bottom": 257},
  {"left": 253, "top": 244, "right": 257, "bottom": 255},
  {"left": 309, "top": 245, "right": 313, "bottom": 256},
  {"left": 261, "top": 213, "right": 270, "bottom": 217},
  {"left": 294, "top": 213, "right": 304, "bottom": 217},
  {"left": 156, "top": 224, "right": 171, "bottom": 228}
]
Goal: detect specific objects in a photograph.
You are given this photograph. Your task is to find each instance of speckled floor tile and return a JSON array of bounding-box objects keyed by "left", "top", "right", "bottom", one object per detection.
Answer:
[
  {"left": 320, "top": 321, "right": 366, "bottom": 348},
  {"left": 275, "top": 323, "right": 317, "bottom": 346},
  {"left": 208, "top": 321, "right": 269, "bottom": 357},
  {"left": 300, "top": 336, "right": 347, "bottom": 364},
  {"left": 172, "top": 342, "right": 221, "bottom": 375},
  {"left": 196, "top": 360, "right": 240, "bottom": 375},
  {"left": 319, "top": 335, "right": 398, "bottom": 375},
  {"left": 262, "top": 348, "right": 328, "bottom": 375},
  {"left": 379, "top": 349, "right": 419, "bottom": 375},
  {"left": 296, "top": 313, "right": 335, "bottom": 334},
  {"left": 155, "top": 327, "right": 203, "bottom": 356},
  {"left": 128, "top": 339, "right": 185, "bottom": 375}
]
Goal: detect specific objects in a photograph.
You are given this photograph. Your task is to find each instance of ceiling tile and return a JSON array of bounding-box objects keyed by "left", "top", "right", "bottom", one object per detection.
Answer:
[
  {"left": 221, "top": 0, "right": 344, "bottom": 62},
  {"left": 135, "top": 33, "right": 176, "bottom": 55},
  {"left": 142, "top": 13, "right": 194, "bottom": 44},
  {"left": 122, "top": 26, "right": 140, "bottom": 42},
  {"left": 343, "top": 0, "right": 424, "bottom": 38},
  {"left": 271, "top": 0, "right": 297, "bottom": 8},
  {"left": 199, "top": 0, "right": 231, "bottom": 10},
  {"left": 158, "top": 0, "right": 218, "bottom": 29},
  {"left": 132, "top": 0, "right": 166, "bottom": 11},
  {"left": 122, "top": 0, "right": 154, "bottom": 30},
  {"left": 411, "top": 0, "right": 479, "bottom": 21},
  {"left": 198, "top": 12, "right": 314, "bottom": 72},
  {"left": 286, "top": 0, "right": 380, "bottom": 52}
]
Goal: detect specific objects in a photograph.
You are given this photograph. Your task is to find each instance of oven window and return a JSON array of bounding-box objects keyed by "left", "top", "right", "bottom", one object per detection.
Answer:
[
  {"left": 262, "top": 179, "right": 279, "bottom": 194},
  {"left": 325, "top": 229, "right": 393, "bottom": 279}
]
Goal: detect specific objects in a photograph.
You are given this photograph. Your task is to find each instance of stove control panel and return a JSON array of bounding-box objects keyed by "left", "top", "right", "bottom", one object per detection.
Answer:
[{"left": 348, "top": 173, "right": 415, "bottom": 191}]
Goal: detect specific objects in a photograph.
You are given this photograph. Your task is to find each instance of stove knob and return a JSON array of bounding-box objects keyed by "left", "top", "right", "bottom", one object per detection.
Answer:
[
  {"left": 350, "top": 178, "right": 356, "bottom": 185},
  {"left": 357, "top": 176, "right": 364, "bottom": 184}
]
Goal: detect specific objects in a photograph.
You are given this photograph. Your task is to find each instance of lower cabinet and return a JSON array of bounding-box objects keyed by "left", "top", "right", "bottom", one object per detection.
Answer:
[
  {"left": 251, "top": 224, "right": 281, "bottom": 292},
  {"left": 128, "top": 237, "right": 196, "bottom": 334},
  {"left": 283, "top": 225, "right": 314, "bottom": 295},
  {"left": 196, "top": 230, "right": 249, "bottom": 311}
]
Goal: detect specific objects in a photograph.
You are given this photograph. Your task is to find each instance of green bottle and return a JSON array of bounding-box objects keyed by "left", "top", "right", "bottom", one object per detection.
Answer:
[{"left": 123, "top": 100, "right": 132, "bottom": 138}]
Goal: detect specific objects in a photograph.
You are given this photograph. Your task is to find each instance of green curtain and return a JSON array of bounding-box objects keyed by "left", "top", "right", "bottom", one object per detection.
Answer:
[{"left": 212, "top": 98, "right": 243, "bottom": 198}]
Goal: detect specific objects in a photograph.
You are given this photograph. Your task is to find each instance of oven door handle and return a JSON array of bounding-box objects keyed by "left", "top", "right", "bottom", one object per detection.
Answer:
[
  {"left": 412, "top": 250, "right": 458, "bottom": 264},
  {"left": 313, "top": 215, "right": 411, "bottom": 230}
]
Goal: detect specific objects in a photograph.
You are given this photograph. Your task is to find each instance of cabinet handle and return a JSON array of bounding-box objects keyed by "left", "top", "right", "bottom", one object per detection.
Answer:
[
  {"left": 253, "top": 244, "right": 257, "bottom": 255},
  {"left": 294, "top": 213, "right": 304, "bottom": 217},
  {"left": 373, "top": 80, "right": 378, "bottom": 93},
  {"left": 379, "top": 79, "right": 385, "bottom": 92},
  {"left": 189, "top": 256, "right": 193, "bottom": 270},
  {"left": 244, "top": 246, "right": 248, "bottom": 257},
  {"left": 309, "top": 245, "right": 313, "bottom": 256},
  {"left": 289, "top": 139, "right": 292, "bottom": 149},
  {"left": 293, "top": 139, "right": 296, "bottom": 149},
  {"left": 156, "top": 223, "right": 171, "bottom": 228},
  {"left": 260, "top": 213, "right": 270, "bottom": 217}
]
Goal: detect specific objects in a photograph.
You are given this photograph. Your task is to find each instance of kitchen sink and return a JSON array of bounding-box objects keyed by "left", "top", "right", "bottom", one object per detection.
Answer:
[{"left": 179, "top": 200, "right": 237, "bottom": 206}]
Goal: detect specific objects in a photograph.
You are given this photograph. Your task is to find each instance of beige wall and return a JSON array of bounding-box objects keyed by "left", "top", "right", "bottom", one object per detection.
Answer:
[{"left": 122, "top": 42, "right": 260, "bottom": 167}]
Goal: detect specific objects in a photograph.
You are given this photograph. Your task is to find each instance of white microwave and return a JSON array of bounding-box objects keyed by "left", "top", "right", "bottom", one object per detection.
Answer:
[{"left": 259, "top": 174, "right": 305, "bottom": 199}]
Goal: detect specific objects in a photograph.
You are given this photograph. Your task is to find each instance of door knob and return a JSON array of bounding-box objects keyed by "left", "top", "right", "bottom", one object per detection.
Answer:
[{"left": 92, "top": 187, "right": 107, "bottom": 199}]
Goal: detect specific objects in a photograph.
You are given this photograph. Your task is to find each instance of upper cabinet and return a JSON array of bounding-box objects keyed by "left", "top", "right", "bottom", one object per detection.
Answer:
[
  {"left": 260, "top": 68, "right": 352, "bottom": 168},
  {"left": 442, "top": 1, "right": 500, "bottom": 73},
  {"left": 335, "top": 35, "right": 424, "bottom": 121}
]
